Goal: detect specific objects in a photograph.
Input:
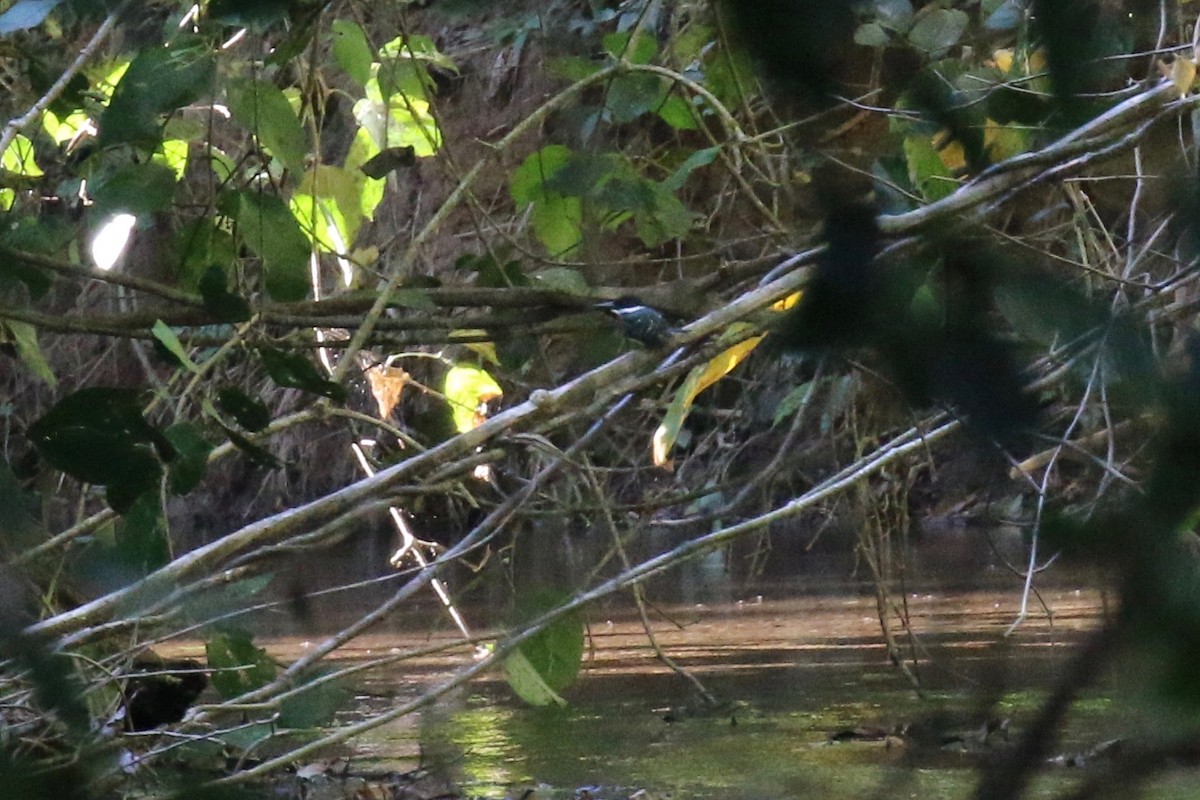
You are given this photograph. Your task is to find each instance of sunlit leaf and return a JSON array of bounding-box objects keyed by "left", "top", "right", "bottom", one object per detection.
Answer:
[
  {"left": 654, "top": 326, "right": 764, "bottom": 465},
  {"left": 2, "top": 134, "right": 42, "bottom": 177},
  {"left": 443, "top": 364, "right": 502, "bottom": 433},
  {"left": 510, "top": 146, "right": 583, "bottom": 254},
  {"left": 290, "top": 164, "right": 371, "bottom": 252},
  {"left": 154, "top": 139, "right": 189, "bottom": 181},
  {"left": 353, "top": 74, "right": 442, "bottom": 158}
]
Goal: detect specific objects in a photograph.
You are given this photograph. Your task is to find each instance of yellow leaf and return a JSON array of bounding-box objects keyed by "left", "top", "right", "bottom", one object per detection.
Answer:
[
  {"left": 772, "top": 291, "right": 801, "bottom": 312},
  {"left": 1158, "top": 57, "right": 1197, "bottom": 97},
  {"left": 652, "top": 328, "right": 765, "bottom": 465},
  {"left": 984, "top": 118, "right": 1027, "bottom": 162},
  {"left": 936, "top": 134, "right": 966, "bottom": 173},
  {"left": 991, "top": 48, "right": 1014, "bottom": 73},
  {"left": 443, "top": 365, "right": 503, "bottom": 433}
]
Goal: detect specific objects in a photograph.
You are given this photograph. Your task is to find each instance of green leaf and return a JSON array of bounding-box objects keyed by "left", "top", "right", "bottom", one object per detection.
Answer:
[
  {"left": 112, "top": 493, "right": 170, "bottom": 576},
  {"left": 99, "top": 39, "right": 214, "bottom": 150},
  {"left": 656, "top": 93, "right": 698, "bottom": 131},
  {"left": 606, "top": 72, "right": 668, "bottom": 123},
  {"left": 164, "top": 422, "right": 213, "bottom": 495},
  {"left": 773, "top": 381, "right": 816, "bottom": 427},
  {"left": 602, "top": 31, "right": 657, "bottom": 64},
  {"left": 352, "top": 92, "right": 442, "bottom": 158},
  {"left": 228, "top": 78, "right": 308, "bottom": 173},
  {"left": 664, "top": 146, "right": 720, "bottom": 191},
  {"left": 26, "top": 388, "right": 169, "bottom": 514},
  {"left": 511, "top": 145, "right": 571, "bottom": 203},
  {"left": 198, "top": 266, "right": 252, "bottom": 323},
  {"left": 220, "top": 425, "right": 281, "bottom": 468},
  {"left": 503, "top": 588, "right": 584, "bottom": 707},
  {"left": 331, "top": 19, "right": 373, "bottom": 86},
  {"left": 290, "top": 165, "right": 368, "bottom": 252},
  {"left": 175, "top": 219, "right": 235, "bottom": 293},
  {"left": 4, "top": 320, "right": 56, "bottom": 386},
  {"left": 151, "top": 320, "right": 199, "bottom": 373},
  {"left": 260, "top": 347, "right": 347, "bottom": 403},
  {"left": 548, "top": 55, "right": 604, "bottom": 82},
  {"left": 634, "top": 184, "right": 694, "bottom": 247},
  {"left": 903, "top": 135, "right": 958, "bottom": 202},
  {"left": 277, "top": 669, "right": 349, "bottom": 728},
  {"left": 234, "top": 191, "right": 311, "bottom": 302},
  {"left": 154, "top": 138, "right": 189, "bottom": 181},
  {"left": 510, "top": 146, "right": 583, "bottom": 255},
  {"left": 388, "top": 288, "right": 436, "bottom": 310},
  {"left": 90, "top": 162, "right": 176, "bottom": 217},
  {"left": 532, "top": 267, "right": 590, "bottom": 295},
  {"left": 854, "top": 22, "right": 891, "bottom": 47},
  {"left": 875, "top": 0, "right": 915, "bottom": 30},
  {"left": 907, "top": 8, "right": 968, "bottom": 56},
  {"left": 2, "top": 134, "right": 42, "bottom": 177},
  {"left": 504, "top": 650, "right": 567, "bottom": 707},
  {"left": 216, "top": 388, "right": 271, "bottom": 432},
  {"left": 205, "top": 628, "right": 276, "bottom": 699},
  {"left": 457, "top": 251, "right": 527, "bottom": 288}
]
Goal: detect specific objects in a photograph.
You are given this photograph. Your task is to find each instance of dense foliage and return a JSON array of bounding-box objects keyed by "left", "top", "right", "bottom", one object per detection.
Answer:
[{"left": 3, "top": 0, "right": 1200, "bottom": 798}]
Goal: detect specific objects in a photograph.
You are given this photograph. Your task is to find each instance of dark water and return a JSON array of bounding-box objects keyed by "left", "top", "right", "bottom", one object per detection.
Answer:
[{"left": 180, "top": 527, "right": 1200, "bottom": 799}]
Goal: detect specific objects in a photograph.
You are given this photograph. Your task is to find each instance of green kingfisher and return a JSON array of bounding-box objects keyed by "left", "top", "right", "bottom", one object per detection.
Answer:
[{"left": 596, "top": 297, "right": 676, "bottom": 347}]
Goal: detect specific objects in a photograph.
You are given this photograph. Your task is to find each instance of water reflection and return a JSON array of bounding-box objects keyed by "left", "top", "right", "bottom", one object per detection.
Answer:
[{"left": 229, "top": 527, "right": 1146, "bottom": 798}]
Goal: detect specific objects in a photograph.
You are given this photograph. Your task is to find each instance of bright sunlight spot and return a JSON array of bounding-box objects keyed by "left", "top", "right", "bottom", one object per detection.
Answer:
[{"left": 90, "top": 213, "right": 137, "bottom": 272}]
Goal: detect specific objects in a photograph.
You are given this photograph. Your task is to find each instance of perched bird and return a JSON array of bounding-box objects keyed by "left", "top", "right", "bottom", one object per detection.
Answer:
[{"left": 596, "top": 297, "right": 676, "bottom": 348}]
